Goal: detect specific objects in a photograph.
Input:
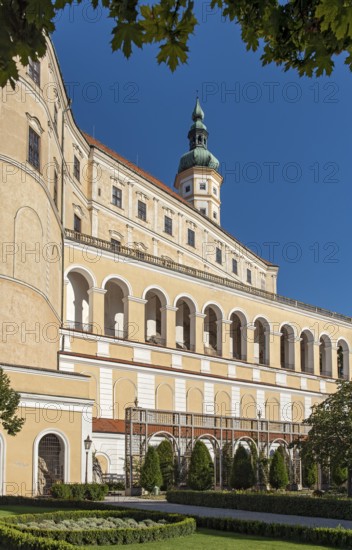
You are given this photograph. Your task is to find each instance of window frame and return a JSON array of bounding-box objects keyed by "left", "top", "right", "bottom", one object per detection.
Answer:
[
  {"left": 232, "top": 258, "right": 238, "bottom": 275},
  {"left": 73, "top": 155, "right": 80, "bottom": 182},
  {"left": 187, "top": 228, "right": 195, "bottom": 247},
  {"left": 28, "top": 59, "right": 40, "bottom": 86},
  {"left": 112, "top": 185, "right": 122, "bottom": 208},
  {"left": 28, "top": 127, "right": 40, "bottom": 171},
  {"left": 216, "top": 247, "right": 222, "bottom": 264},
  {"left": 137, "top": 200, "right": 147, "bottom": 221},
  {"left": 247, "top": 269, "right": 252, "bottom": 284},
  {"left": 164, "top": 215, "right": 173, "bottom": 236},
  {"left": 74, "top": 214, "right": 81, "bottom": 233}
]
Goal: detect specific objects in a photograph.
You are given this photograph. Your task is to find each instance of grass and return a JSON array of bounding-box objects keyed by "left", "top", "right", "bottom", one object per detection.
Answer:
[{"left": 86, "top": 529, "right": 335, "bottom": 550}]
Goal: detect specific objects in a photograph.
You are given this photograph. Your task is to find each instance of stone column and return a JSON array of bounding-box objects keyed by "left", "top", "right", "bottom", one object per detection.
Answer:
[
  {"left": 246, "top": 324, "right": 256, "bottom": 364},
  {"left": 294, "top": 336, "right": 301, "bottom": 372},
  {"left": 269, "top": 329, "right": 281, "bottom": 369},
  {"left": 190, "top": 312, "right": 206, "bottom": 354},
  {"left": 87, "top": 287, "right": 106, "bottom": 336},
  {"left": 220, "top": 319, "right": 232, "bottom": 359},
  {"left": 313, "top": 340, "right": 321, "bottom": 377},
  {"left": 124, "top": 296, "right": 147, "bottom": 343},
  {"left": 331, "top": 342, "right": 338, "bottom": 379},
  {"left": 161, "top": 305, "right": 178, "bottom": 348}
]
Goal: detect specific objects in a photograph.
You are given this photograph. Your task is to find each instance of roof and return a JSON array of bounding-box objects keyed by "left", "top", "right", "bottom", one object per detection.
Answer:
[
  {"left": 93, "top": 418, "right": 125, "bottom": 433},
  {"left": 82, "top": 132, "right": 276, "bottom": 268}
]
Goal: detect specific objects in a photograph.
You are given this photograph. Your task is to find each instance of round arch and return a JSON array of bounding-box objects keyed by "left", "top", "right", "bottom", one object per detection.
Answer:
[
  {"left": 64, "top": 265, "right": 96, "bottom": 288},
  {"left": 142, "top": 285, "right": 170, "bottom": 305},
  {"left": 227, "top": 308, "right": 249, "bottom": 325},
  {"left": 155, "top": 383, "right": 174, "bottom": 411},
  {"left": 113, "top": 378, "right": 137, "bottom": 419},
  {"left": 186, "top": 387, "right": 204, "bottom": 414},
  {"left": 173, "top": 293, "right": 199, "bottom": 312},
  {"left": 234, "top": 436, "right": 258, "bottom": 455},
  {"left": 147, "top": 431, "right": 180, "bottom": 452},
  {"left": 33, "top": 429, "right": 70, "bottom": 496},
  {"left": 95, "top": 451, "right": 111, "bottom": 474},
  {"left": 101, "top": 274, "right": 132, "bottom": 296},
  {"left": 201, "top": 301, "right": 225, "bottom": 319}
]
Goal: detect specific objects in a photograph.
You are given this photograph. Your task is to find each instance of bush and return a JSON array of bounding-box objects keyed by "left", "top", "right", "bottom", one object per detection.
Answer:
[
  {"left": 2, "top": 509, "right": 196, "bottom": 547},
  {"left": 157, "top": 440, "right": 175, "bottom": 490},
  {"left": 258, "top": 450, "right": 269, "bottom": 487},
  {"left": 166, "top": 490, "right": 352, "bottom": 520},
  {"left": 269, "top": 448, "right": 289, "bottom": 489},
  {"left": 140, "top": 446, "right": 163, "bottom": 493},
  {"left": 195, "top": 515, "right": 352, "bottom": 549},
  {"left": 302, "top": 457, "right": 318, "bottom": 489},
  {"left": 331, "top": 463, "right": 348, "bottom": 487},
  {"left": 231, "top": 445, "right": 256, "bottom": 490},
  {"left": 50, "top": 483, "right": 108, "bottom": 501},
  {"left": 107, "top": 481, "right": 125, "bottom": 492},
  {"left": 188, "top": 440, "right": 213, "bottom": 491}
]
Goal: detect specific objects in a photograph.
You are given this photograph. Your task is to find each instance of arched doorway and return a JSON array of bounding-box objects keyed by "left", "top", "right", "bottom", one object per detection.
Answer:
[{"left": 37, "top": 434, "right": 65, "bottom": 495}]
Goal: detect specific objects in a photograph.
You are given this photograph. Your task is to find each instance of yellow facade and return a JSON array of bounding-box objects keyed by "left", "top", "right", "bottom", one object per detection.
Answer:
[{"left": 0, "top": 39, "right": 351, "bottom": 491}]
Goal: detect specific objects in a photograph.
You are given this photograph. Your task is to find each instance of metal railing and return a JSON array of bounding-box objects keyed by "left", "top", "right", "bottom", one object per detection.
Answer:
[{"left": 65, "top": 229, "right": 352, "bottom": 325}]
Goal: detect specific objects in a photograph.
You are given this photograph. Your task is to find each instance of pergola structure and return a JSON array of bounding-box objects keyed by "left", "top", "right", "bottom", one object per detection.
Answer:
[{"left": 125, "top": 407, "right": 309, "bottom": 490}]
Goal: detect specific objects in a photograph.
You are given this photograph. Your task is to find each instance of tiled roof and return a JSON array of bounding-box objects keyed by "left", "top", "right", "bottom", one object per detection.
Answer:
[{"left": 93, "top": 418, "right": 125, "bottom": 433}]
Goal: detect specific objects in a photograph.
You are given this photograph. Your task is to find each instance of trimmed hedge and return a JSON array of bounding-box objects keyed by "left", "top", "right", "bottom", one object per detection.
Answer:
[
  {"left": 167, "top": 490, "right": 352, "bottom": 520},
  {"left": 50, "top": 483, "right": 109, "bottom": 501},
  {"left": 0, "top": 496, "right": 114, "bottom": 510},
  {"left": 195, "top": 516, "right": 352, "bottom": 549},
  {"left": 1, "top": 509, "right": 196, "bottom": 547}
]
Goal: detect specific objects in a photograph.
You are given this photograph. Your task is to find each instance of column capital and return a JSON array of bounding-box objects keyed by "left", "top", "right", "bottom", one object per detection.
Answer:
[
  {"left": 189, "top": 312, "right": 207, "bottom": 320},
  {"left": 124, "top": 295, "right": 147, "bottom": 305},
  {"left": 87, "top": 287, "right": 107, "bottom": 296},
  {"left": 160, "top": 305, "right": 178, "bottom": 313}
]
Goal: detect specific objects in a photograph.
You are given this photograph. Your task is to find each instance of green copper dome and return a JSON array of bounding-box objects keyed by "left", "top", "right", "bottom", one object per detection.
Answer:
[{"left": 178, "top": 98, "right": 219, "bottom": 174}]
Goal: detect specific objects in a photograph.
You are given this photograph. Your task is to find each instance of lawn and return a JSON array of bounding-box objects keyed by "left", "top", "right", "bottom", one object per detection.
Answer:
[{"left": 86, "top": 529, "right": 336, "bottom": 550}]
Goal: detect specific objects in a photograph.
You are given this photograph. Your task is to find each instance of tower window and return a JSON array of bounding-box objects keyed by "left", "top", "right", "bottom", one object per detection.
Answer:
[
  {"left": 200, "top": 182, "right": 206, "bottom": 190},
  {"left": 28, "top": 59, "right": 40, "bottom": 86},
  {"left": 213, "top": 212, "right": 217, "bottom": 219},
  {"left": 247, "top": 269, "right": 252, "bottom": 284},
  {"left": 112, "top": 185, "right": 122, "bottom": 208},
  {"left": 199, "top": 208, "right": 206, "bottom": 215},
  {"left": 53, "top": 171, "right": 58, "bottom": 207},
  {"left": 187, "top": 228, "right": 195, "bottom": 247},
  {"left": 138, "top": 200, "right": 147, "bottom": 221},
  {"left": 185, "top": 185, "right": 191, "bottom": 193},
  {"left": 232, "top": 258, "right": 238, "bottom": 275},
  {"left": 74, "top": 214, "right": 81, "bottom": 233},
  {"left": 164, "top": 215, "right": 173, "bottom": 235},
  {"left": 73, "top": 155, "right": 80, "bottom": 182},
  {"left": 216, "top": 247, "right": 222, "bottom": 264},
  {"left": 28, "top": 127, "right": 40, "bottom": 170},
  {"left": 213, "top": 186, "right": 217, "bottom": 195}
]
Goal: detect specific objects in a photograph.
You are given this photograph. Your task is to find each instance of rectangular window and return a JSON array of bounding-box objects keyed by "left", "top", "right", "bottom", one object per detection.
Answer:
[
  {"left": 199, "top": 208, "right": 206, "bottom": 215},
  {"left": 213, "top": 186, "right": 217, "bottom": 195},
  {"left": 247, "top": 269, "right": 252, "bottom": 284},
  {"left": 28, "top": 59, "right": 40, "bottom": 85},
  {"left": 216, "top": 247, "right": 222, "bottom": 264},
  {"left": 28, "top": 127, "right": 40, "bottom": 170},
  {"left": 138, "top": 200, "right": 147, "bottom": 221},
  {"left": 53, "top": 105, "right": 58, "bottom": 133},
  {"left": 213, "top": 212, "right": 217, "bottom": 219},
  {"left": 232, "top": 258, "right": 238, "bottom": 275},
  {"left": 261, "top": 278, "right": 266, "bottom": 290},
  {"left": 53, "top": 171, "right": 58, "bottom": 207},
  {"left": 112, "top": 185, "right": 122, "bottom": 208},
  {"left": 74, "top": 214, "right": 81, "bottom": 233},
  {"left": 187, "top": 228, "right": 195, "bottom": 247},
  {"left": 185, "top": 185, "right": 191, "bottom": 193},
  {"left": 164, "top": 215, "right": 173, "bottom": 235},
  {"left": 111, "top": 238, "right": 121, "bottom": 252},
  {"left": 73, "top": 155, "right": 80, "bottom": 181},
  {"left": 200, "top": 182, "right": 206, "bottom": 190}
]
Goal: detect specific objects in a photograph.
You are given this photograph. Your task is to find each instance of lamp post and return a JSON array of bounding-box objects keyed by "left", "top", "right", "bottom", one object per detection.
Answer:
[{"left": 84, "top": 435, "right": 92, "bottom": 484}]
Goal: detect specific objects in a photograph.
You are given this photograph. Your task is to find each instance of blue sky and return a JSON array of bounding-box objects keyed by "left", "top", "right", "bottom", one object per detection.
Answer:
[{"left": 53, "top": 2, "right": 351, "bottom": 316}]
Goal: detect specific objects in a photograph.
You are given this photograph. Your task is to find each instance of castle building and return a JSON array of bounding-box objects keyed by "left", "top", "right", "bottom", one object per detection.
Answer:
[{"left": 0, "top": 39, "right": 351, "bottom": 494}]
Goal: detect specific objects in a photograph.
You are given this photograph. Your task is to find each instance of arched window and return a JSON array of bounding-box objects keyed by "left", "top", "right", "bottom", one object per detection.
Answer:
[
  {"left": 104, "top": 279, "right": 129, "bottom": 338},
  {"left": 230, "top": 312, "right": 247, "bottom": 361},
  {"left": 175, "top": 297, "right": 196, "bottom": 351},
  {"left": 145, "top": 289, "right": 167, "bottom": 345},
  {"left": 37, "top": 434, "right": 64, "bottom": 495},
  {"left": 254, "top": 318, "right": 270, "bottom": 366},
  {"left": 203, "top": 305, "right": 222, "bottom": 356},
  {"left": 280, "top": 325, "right": 295, "bottom": 370},
  {"left": 300, "top": 330, "right": 314, "bottom": 373},
  {"left": 337, "top": 340, "right": 349, "bottom": 380},
  {"left": 66, "top": 271, "right": 91, "bottom": 330},
  {"left": 320, "top": 335, "right": 332, "bottom": 376}
]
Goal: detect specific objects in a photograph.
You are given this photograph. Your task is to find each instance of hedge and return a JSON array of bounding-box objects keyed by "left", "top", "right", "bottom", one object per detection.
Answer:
[
  {"left": 1, "top": 509, "right": 196, "bottom": 547},
  {"left": 195, "top": 516, "right": 352, "bottom": 549},
  {"left": 166, "top": 490, "right": 352, "bottom": 520},
  {"left": 0, "top": 496, "right": 114, "bottom": 510},
  {"left": 50, "top": 483, "right": 109, "bottom": 501}
]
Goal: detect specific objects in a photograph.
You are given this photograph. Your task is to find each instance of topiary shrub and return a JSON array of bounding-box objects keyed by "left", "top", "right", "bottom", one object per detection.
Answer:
[
  {"left": 188, "top": 440, "right": 213, "bottom": 491},
  {"left": 157, "top": 440, "right": 175, "bottom": 490},
  {"left": 50, "top": 483, "right": 108, "bottom": 501},
  {"left": 140, "top": 446, "right": 163, "bottom": 493},
  {"left": 302, "top": 456, "right": 318, "bottom": 489},
  {"left": 231, "top": 445, "right": 256, "bottom": 490},
  {"left": 51, "top": 483, "right": 72, "bottom": 500},
  {"left": 331, "top": 462, "right": 348, "bottom": 487},
  {"left": 269, "top": 447, "right": 289, "bottom": 490}
]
